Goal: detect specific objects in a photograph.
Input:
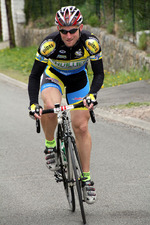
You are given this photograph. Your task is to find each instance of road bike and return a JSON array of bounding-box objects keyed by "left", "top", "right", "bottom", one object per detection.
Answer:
[{"left": 35, "top": 100, "right": 97, "bottom": 225}]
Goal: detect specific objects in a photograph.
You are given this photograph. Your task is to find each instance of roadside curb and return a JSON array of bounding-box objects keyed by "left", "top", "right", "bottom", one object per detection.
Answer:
[
  {"left": 1, "top": 72, "right": 150, "bottom": 132},
  {"left": 95, "top": 108, "right": 150, "bottom": 132},
  {"left": 0, "top": 73, "right": 27, "bottom": 89}
]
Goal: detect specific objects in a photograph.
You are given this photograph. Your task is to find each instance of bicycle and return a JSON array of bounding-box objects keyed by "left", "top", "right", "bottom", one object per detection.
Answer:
[{"left": 35, "top": 100, "right": 97, "bottom": 225}]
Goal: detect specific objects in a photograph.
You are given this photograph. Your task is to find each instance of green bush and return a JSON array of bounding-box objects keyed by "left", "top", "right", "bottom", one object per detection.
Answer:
[
  {"left": 107, "top": 22, "right": 114, "bottom": 34},
  {"left": 80, "top": 2, "right": 94, "bottom": 25},
  {"left": 30, "top": 15, "right": 55, "bottom": 29},
  {"left": 138, "top": 33, "right": 147, "bottom": 50},
  {"left": 88, "top": 14, "right": 100, "bottom": 27}
]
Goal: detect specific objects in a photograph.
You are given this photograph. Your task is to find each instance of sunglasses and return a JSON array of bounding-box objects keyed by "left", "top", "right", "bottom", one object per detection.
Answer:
[{"left": 59, "top": 28, "right": 79, "bottom": 35}]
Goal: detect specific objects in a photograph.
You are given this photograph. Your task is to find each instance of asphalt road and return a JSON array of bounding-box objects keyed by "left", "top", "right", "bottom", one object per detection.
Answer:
[
  {"left": 97, "top": 79, "right": 150, "bottom": 107},
  {"left": 0, "top": 77, "right": 150, "bottom": 225}
]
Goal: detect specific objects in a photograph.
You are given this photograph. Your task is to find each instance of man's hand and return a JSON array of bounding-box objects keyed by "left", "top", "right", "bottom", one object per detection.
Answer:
[
  {"left": 83, "top": 94, "right": 97, "bottom": 110},
  {"left": 29, "top": 104, "right": 42, "bottom": 120}
]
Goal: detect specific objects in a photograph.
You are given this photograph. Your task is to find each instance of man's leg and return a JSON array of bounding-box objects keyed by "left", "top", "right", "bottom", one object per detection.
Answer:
[
  {"left": 41, "top": 87, "right": 62, "bottom": 141},
  {"left": 71, "top": 109, "right": 96, "bottom": 204},
  {"left": 41, "top": 87, "right": 62, "bottom": 171},
  {"left": 71, "top": 109, "right": 91, "bottom": 172}
]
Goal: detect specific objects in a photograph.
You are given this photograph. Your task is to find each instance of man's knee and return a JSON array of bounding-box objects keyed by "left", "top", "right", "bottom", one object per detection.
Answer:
[
  {"left": 41, "top": 87, "right": 62, "bottom": 107},
  {"left": 73, "top": 120, "right": 89, "bottom": 136},
  {"left": 71, "top": 110, "right": 90, "bottom": 135}
]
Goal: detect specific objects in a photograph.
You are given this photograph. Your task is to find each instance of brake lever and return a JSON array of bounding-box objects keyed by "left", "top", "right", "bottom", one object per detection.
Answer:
[
  {"left": 86, "top": 99, "right": 97, "bottom": 123},
  {"left": 35, "top": 107, "right": 41, "bottom": 133}
]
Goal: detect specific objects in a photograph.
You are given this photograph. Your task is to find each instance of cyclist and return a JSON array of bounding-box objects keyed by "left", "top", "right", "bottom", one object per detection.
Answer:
[{"left": 28, "top": 6, "right": 104, "bottom": 204}]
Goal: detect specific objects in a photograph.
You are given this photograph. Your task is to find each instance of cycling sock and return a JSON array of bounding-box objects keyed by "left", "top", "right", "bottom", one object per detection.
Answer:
[
  {"left": 45, "top": 139, "right": 56, "bottom": 148},
  {"left": 81, "top": 171, "right": 91, "bottom": 182}
]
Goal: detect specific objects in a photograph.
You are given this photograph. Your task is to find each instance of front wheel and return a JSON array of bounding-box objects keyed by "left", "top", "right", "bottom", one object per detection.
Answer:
[
  {"left": 68, "top": 136, "right": 86, "bottom": 225},
  {"left": 66, "top": 185, "right": 75, "bottom": 212},
  {"left": 58, "top": 138, "right": 75, "bottom": 212}
]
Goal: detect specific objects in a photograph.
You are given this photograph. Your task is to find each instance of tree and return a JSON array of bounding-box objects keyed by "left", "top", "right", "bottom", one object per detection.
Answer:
[{"left": 5, "top": 0, "right": 16, "bottom": 48}]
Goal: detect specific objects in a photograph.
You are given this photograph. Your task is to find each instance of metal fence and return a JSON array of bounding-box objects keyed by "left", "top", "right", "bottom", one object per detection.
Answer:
[
  {"left": 98, "top": 0, "right": 150, "bottom": 36},
  {"left": 24, "top": 0, "right": 150, "bottom": 36}
]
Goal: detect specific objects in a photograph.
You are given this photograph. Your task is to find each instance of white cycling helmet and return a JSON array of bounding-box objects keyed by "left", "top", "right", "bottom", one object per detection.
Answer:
[{"left": 55, "top": 6, "right": 83, "bottom": 26}]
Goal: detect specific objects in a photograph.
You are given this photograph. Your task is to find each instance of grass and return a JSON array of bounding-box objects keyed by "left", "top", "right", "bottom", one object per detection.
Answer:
[
  {"left": 0, "top": 46, "right": 37, "bottom": 83},
  {"left": 103, "top": 69, "right": 150, "bottom": 88},
  {"left": 0, "top": 46, "right": 150, "bottom": 87},
  {"left": 88, "top": 68, "right": 150, "bottom": 89}
]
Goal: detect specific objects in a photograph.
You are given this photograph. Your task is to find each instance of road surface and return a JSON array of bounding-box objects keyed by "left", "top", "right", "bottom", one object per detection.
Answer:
[{"left": 0, "top": 77, "right": 150, "bottom": 225}]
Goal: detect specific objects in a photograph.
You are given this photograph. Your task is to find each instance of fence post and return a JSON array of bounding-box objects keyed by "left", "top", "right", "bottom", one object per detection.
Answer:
[
  {"left": 131, "top": 0, "right": 135, "bottom": 38},
  {"left": 101, "top": 0, "right": 105, "bottom": 23},
  {"left": 5, "top": 0, "right": 16, "bottom": 48},
  {"left": 113, "top": 0, "right": 115, "bottom": 22},
  {"left": 95, "top": 0, "right": 100, "bottom": 19},
  {"left": 49, "top": 0, "right": 53, "bottom": 14}
]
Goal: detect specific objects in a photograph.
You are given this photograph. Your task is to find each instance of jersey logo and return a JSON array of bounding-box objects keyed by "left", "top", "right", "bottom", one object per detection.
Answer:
[
  {"left": 90, "top": 52, "right": 102, "bottom": 61},
  {"left": 75, "top": 49, "right": 83, "bottom": 57},
  {"left": 59, "top": 50, "right": 66, "bottom": 54},
  {"left": 40, "top": 39, "right": 56, "bottom": 56},
  {"left": 85, "top": 39, "right": 100, "bottom": 54},
  {"left": 35, "top": 52, "right": 48, "bottom": 63},
  {"left": 57, "top": 54, "right": 67, "bottom": 59}
]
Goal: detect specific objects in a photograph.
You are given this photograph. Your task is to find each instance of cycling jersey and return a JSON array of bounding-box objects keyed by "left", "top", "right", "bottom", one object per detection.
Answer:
[{"left": 28, "top": 30, "right": 104, "bottom": 105}]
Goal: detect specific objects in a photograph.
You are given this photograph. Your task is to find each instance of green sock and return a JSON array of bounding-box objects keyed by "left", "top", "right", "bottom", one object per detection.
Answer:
[
  {"left": 81, "top": 171, "right": 91, "bottom": 182},
  {"left": 45, "top": 139, "right": 56, "bottom": 148}
]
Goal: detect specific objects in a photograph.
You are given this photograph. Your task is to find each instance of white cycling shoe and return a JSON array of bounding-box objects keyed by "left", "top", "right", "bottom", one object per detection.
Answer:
[
  {"left": 44, "top": 147, "right": 58, "bottom": 171},
  {"left": 82, "top": 180, "right": 96, "bottom": 204}
]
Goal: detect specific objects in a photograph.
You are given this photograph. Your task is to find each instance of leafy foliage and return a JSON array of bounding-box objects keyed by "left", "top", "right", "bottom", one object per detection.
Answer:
[
  {"left": 138, "top": 33, "right": 147, "bottom": 50},
  {"left": 24, "top": 0, "right": 150, "bottom": 33}
]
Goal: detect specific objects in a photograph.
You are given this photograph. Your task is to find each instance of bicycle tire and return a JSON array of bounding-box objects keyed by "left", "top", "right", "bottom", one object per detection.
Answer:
[
  {"left": 68, "top": 136, "right": 86, "bottom": 225},
  {"left": 57, "top": 126, "right": 75, "bottom": 212},
  {"left": 65, "top": 140, "right": 76, "bottom": 212}
]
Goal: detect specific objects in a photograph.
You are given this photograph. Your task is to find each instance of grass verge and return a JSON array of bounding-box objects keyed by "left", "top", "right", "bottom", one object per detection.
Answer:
[
  {"left": 0, "top": 46, "right": 37, "bottom": 83},
  {"left": 0, "top": 46, "right": 150, "bottom": 87}
]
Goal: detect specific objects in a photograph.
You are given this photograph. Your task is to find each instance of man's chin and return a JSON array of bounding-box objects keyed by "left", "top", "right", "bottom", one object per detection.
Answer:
[{"left": 65, "top": 41, "right": 74, "bottom": 47}]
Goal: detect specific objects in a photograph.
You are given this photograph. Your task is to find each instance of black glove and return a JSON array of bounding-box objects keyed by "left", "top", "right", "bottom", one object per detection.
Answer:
[
  {"left": 84, "top": 94, "right": 97, "bottom": 106},
  {"left": 29, "top": 103, "right": 42, "bottom": 119}
]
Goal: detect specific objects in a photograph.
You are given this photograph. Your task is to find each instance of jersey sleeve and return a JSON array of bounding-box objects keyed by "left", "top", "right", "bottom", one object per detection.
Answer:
[
  {"left": 37, "top": 32, "right": 59, "bottom": 58},
  {"left": 28, "top": 59, "right": 47, "bottom": 105},
  {"left": 35, "top": 52, "right": 49, "bottom": 63},
  {"left": 90, "top": 58, "right": 104, "bottom": 94},
  {"left": 82, "top": 31, "right": 104, "bottom": 94},
  {"left": 90, "top": 51, "right": 102, "bottom": 61},
  {"left": 28, "top": 32, "right": 59, "bottom": 106},
  {"left": 84, "top": 31, "right": 101, "bottom": 56}
]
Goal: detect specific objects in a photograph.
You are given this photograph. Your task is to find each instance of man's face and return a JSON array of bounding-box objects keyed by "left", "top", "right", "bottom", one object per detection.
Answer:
[{"left": 57, "top": 24, "right": 83, "bottom": 47}]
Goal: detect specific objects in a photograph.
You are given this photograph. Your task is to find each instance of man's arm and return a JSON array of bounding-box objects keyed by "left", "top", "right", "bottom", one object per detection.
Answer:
[
  {"left": 89, "top": 58, "right": 104, "bottom": 94},
  {"left": 28, "top": 60, "right": 47, "bottom": 105}
]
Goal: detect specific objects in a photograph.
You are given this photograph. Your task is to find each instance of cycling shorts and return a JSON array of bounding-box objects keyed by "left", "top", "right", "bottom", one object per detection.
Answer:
[{"left": 41, "top": 66, "right": 90, "bottom": 105}]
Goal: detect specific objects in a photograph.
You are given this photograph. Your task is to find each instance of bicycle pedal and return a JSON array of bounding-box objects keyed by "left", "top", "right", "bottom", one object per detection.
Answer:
[
  {"left": 55, "top": 177, "right": 63, "bottom": 183},
  {"left": 54, "top": 170, "right": 62, "bottom": 182},
  {"left": 55, "top": 175, "right": 63, "bottom": 182}
]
